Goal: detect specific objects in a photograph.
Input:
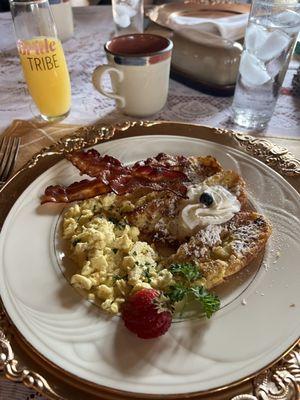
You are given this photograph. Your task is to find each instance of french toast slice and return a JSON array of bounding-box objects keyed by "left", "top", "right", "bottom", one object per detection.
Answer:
[
  {"left": 138, "top": 153, "right": 223, "bottom": 181},
  {"left": 166, "top": 212, "right": 272, "bottom": 289},
  {"left": 126, "top": 169, "right": 247, "bottom": 244}
]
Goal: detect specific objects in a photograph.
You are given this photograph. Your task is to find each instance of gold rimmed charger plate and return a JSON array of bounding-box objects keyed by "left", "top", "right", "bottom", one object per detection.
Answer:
[{"left": 0, "top": 121, "right": 300, "bottom": 400}]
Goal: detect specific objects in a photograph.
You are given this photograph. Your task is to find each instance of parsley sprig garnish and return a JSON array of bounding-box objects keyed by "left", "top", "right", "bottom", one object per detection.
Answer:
[
  {"left": 165, "top": 263, "right": 220, "bottom": 318},
  {"left": 167, "top": 283, "right": 187, "bottom": 303},
  {"left": 170, "top": 263, "right": 202, "bottom": 282},
  {"left": 190, "top": 286, "right": 220, "bottom": 318}
]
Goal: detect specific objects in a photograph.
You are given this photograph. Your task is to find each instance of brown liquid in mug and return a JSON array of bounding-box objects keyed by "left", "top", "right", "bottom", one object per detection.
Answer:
[{"left": 107, "top": 34, "right": 170, "bottom": 56}]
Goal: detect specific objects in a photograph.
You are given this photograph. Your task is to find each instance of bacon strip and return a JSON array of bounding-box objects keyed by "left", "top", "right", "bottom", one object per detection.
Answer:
[
  {"left": 66, "top": 150, "right": 123, "bottom": 181},
  {"left": 41, "top": 179, "right": 110, "bottom": 204},
  {"left": 110, "top": 177, "right": 187, "bottom": 197},
  {"left": 42, "top": 150, "right": 189, "bottom": 204},
  {"left": 67, "top": 151, "right": 188, "bottom": 184}
]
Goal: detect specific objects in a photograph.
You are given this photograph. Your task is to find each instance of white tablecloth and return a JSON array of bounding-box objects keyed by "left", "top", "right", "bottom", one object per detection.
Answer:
[{"left": 0, "top": 6, "right": 299, "bottom": 400}]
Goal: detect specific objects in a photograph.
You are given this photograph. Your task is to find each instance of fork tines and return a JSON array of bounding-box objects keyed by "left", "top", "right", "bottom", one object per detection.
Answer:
[{"left": 0, "top": 137, "right": 20, "bottom": 185}]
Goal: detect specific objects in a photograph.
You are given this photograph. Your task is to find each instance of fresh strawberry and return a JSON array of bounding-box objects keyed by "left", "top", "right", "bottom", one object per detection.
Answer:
[{"left": 121, "top": 289, "right": 172, "bottom": 339}]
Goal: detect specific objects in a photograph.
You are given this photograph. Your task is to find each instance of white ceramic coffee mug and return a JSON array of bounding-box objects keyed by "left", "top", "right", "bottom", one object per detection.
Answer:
[{"left": 92, "top": 34, "right": 173, "bottom": 117}]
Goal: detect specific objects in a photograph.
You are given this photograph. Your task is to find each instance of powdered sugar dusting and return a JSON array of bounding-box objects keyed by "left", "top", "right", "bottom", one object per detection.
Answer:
[
  {"left": 230, "top": 217, "right": 266, "bottom": 256},
  {"left": 154, "top": 220, "right": 169, "bottom": 238},
  {"left": 198, "top": 224, "right": 223, "bottom": 247}
]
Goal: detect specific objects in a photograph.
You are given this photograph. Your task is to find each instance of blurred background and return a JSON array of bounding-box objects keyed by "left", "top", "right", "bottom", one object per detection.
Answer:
[{"left": 0, "top": 0, "right": 252, "bottom": 12}]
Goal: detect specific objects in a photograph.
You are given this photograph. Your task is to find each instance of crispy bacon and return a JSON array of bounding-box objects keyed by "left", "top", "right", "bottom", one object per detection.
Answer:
[
  {"left": 66, "top": 150, "right": 123, "bottom": 181},
  {"left": 41, "top": 179, "right": 110, "bottom": 204},
  {"left": 42, "top": 149, "right": 189, "bottom": 204},
  {"left": 67, "top": 151, "right": 189, "bottom": 179},
  {"left": 109, "top": 177, "right": 187, "bottom": 197}
]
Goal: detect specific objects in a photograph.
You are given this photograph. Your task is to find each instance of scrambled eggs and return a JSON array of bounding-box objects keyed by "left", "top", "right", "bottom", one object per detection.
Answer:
[{"left": 63, "top": 194, "right": 173, "bottom": 314}]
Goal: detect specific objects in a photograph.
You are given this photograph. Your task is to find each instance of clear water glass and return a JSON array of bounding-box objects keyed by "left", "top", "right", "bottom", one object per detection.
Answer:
[
  {"left": 112, "top": 0, "right": 144, "bottom": 35},
  {"left": 232, "top": 0, "right": 300, "bottom": 130}
]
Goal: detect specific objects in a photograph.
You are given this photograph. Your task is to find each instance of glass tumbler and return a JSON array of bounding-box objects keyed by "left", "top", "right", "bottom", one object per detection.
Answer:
[
  {"left": 112, "top": 0, "right": 144, "bottom": 35},
  {"left": 10, "top": 0, "right": 71, "bottom": 122},
  {"left": 232, "top": 0, "right": 300, "bottom": 130}
]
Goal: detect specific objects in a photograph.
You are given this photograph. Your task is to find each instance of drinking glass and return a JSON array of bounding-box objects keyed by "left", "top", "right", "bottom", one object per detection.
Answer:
[
  {"left": 10, "top": 0, "right": 71, "bottom": 122},
  {"left": 231, "top": 0, "right": 300, "bottom": 130},
  {"left": 112, "top": 0, "right": 144, "bottom": 35}
]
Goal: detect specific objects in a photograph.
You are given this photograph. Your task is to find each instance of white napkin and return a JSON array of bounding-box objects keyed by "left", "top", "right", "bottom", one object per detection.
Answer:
[{"left": 168, "top": 13, "right": 249, "bottom": 42}]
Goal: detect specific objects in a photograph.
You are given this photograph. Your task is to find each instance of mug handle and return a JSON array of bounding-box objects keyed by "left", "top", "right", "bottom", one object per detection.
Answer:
[{"left": 92, "top": 65, "right": 126, "bottom": 108}]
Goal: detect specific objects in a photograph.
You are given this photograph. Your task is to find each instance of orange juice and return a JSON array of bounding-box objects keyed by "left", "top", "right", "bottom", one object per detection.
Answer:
[{"left": 17, "top": 37, "right": 71, "bottom": 119}]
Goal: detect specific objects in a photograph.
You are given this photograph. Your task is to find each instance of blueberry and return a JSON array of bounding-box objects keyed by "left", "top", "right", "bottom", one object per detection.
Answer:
[{"left": 199, "top": 192, "right": 214, "bottom": 207}]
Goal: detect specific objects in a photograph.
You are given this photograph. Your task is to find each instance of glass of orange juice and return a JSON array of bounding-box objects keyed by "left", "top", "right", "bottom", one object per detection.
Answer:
[{"left": 10, "top": 0, "right": 71, "bottom": 122}]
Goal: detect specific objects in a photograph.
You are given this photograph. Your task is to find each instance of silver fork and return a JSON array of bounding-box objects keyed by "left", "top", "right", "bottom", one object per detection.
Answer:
[{"left": 0, "top": 137, "right": 20, "bottom": 186}]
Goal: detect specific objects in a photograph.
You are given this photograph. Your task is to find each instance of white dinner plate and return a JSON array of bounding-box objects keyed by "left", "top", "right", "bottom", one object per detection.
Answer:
[{"left": 1, "top": 135, "right": 300, "bottom": 396}]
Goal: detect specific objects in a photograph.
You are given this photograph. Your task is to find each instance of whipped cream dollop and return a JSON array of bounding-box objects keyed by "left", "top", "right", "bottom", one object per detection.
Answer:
[{"left": 180, "top": 184, "right": 241, "bottom": 234}]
